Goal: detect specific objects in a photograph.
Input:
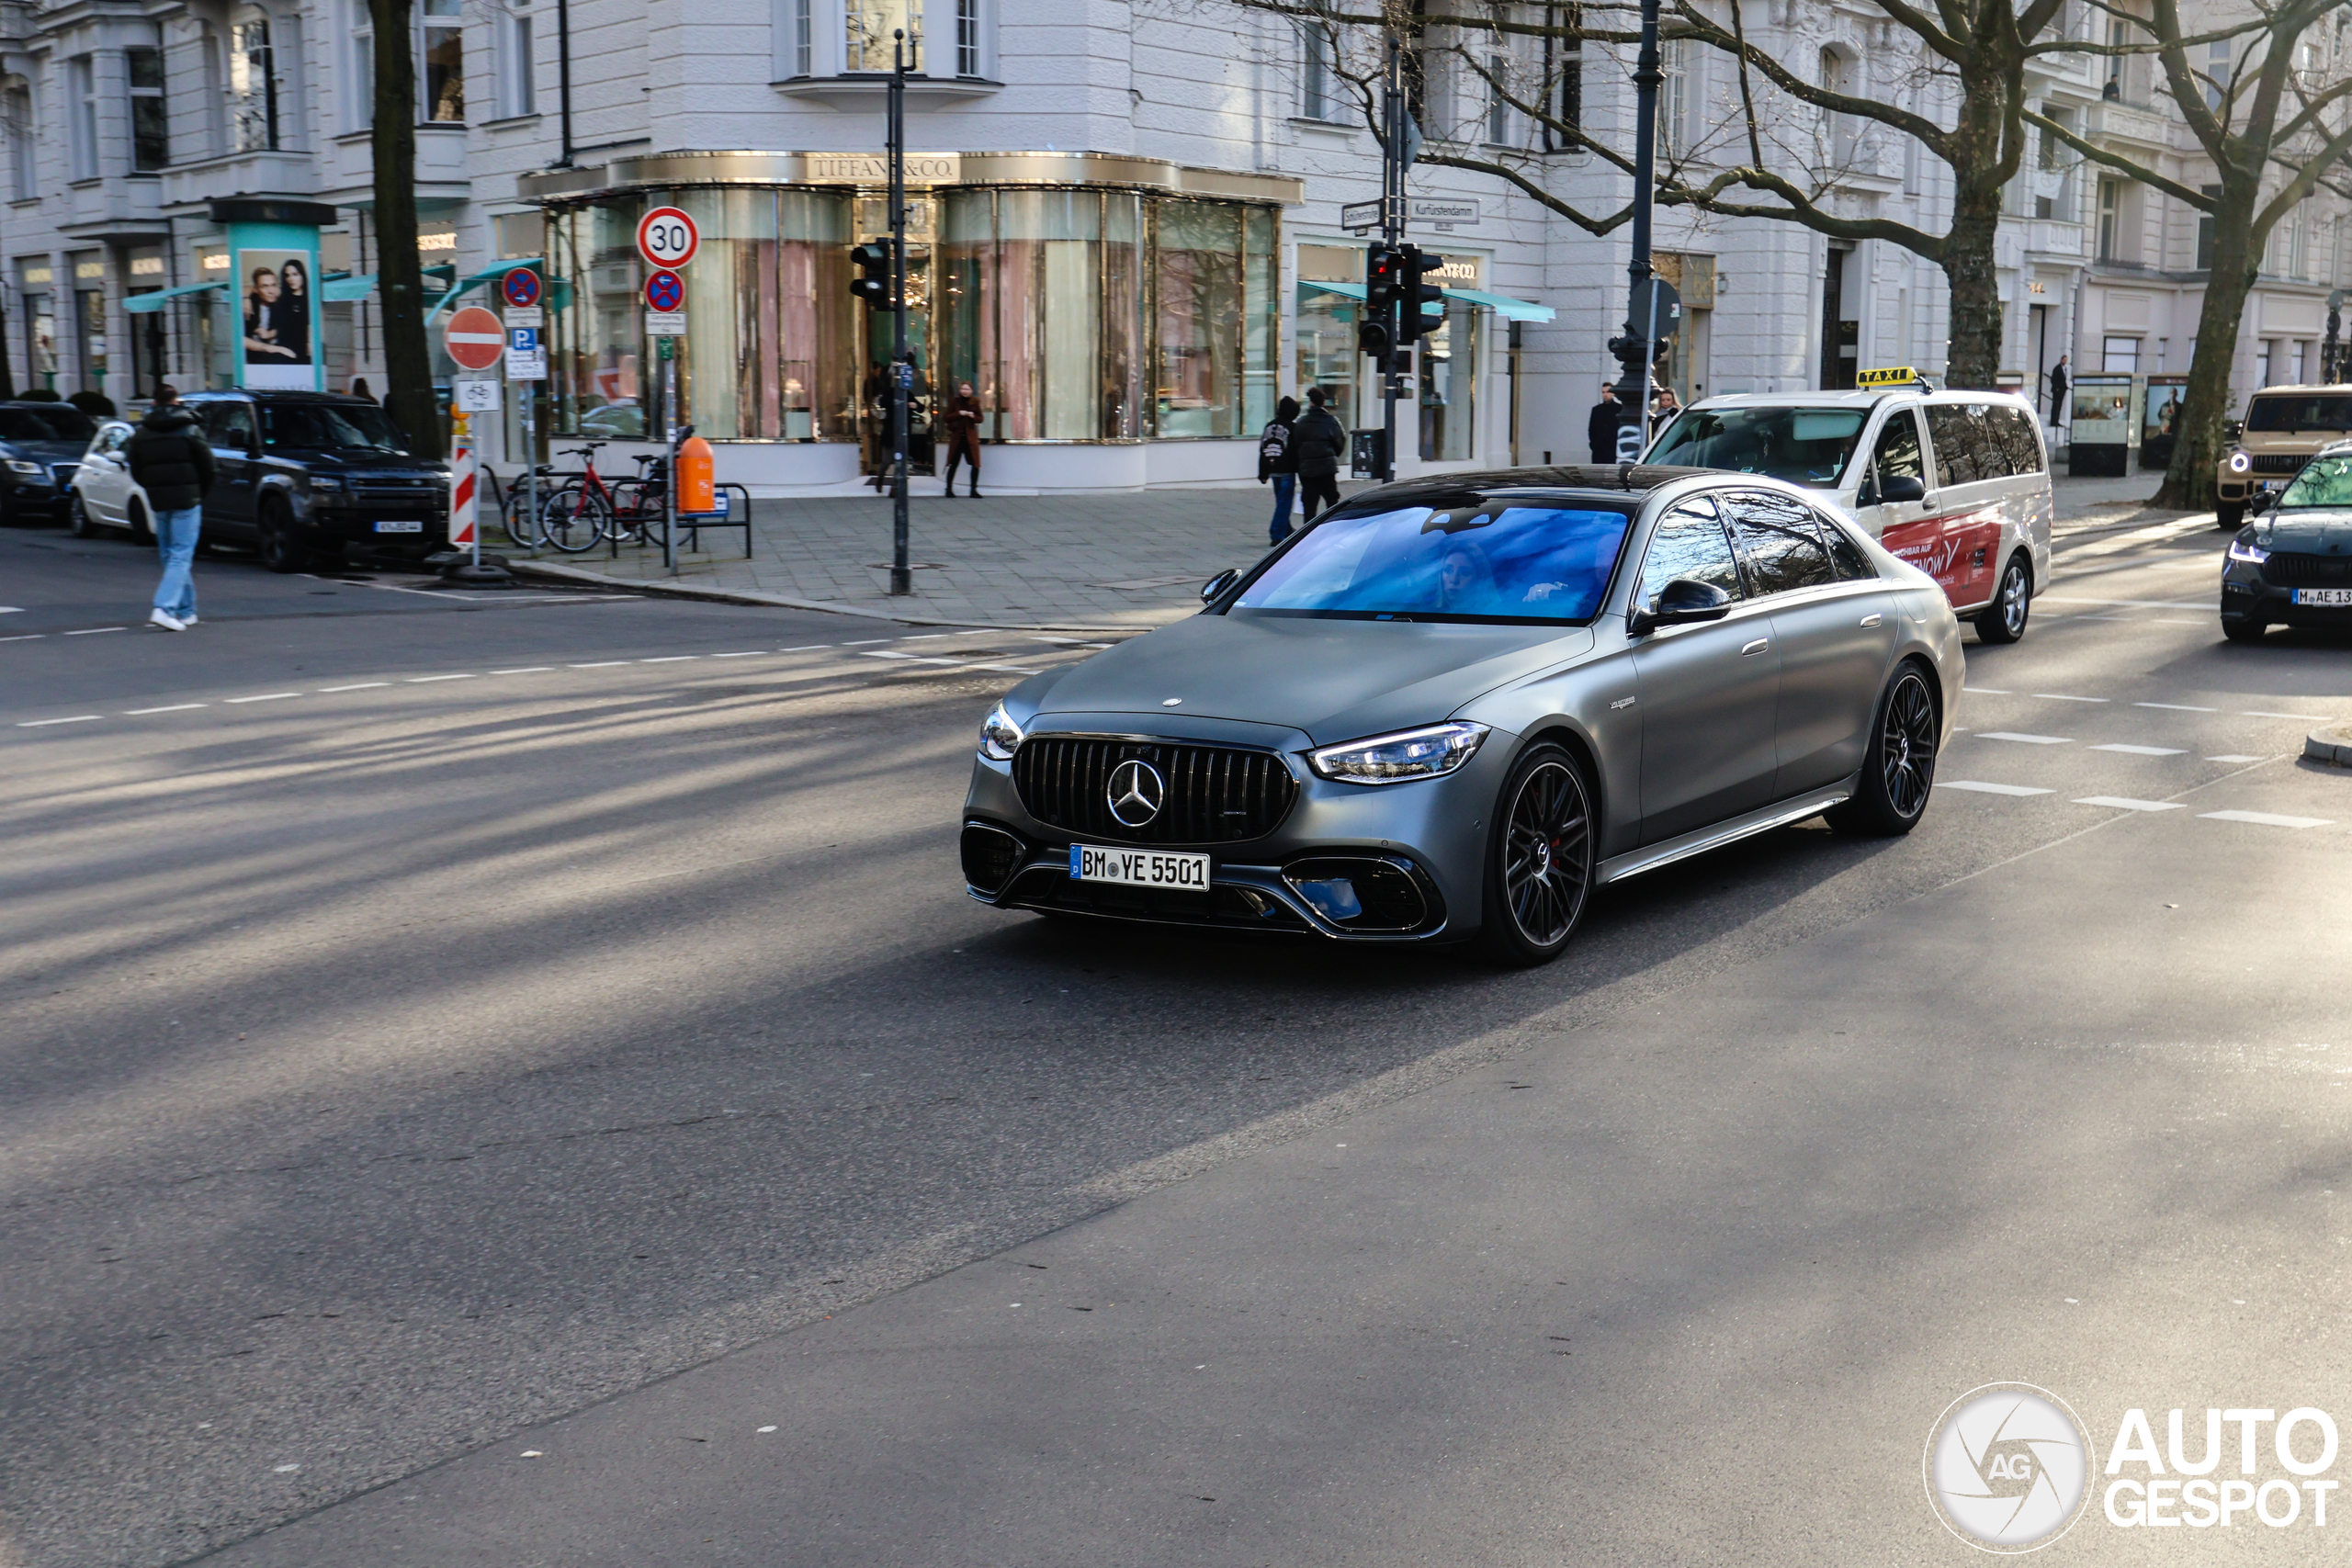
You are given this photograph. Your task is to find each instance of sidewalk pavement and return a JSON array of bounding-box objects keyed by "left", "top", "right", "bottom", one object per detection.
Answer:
[{"left": 509, "top": 471, "right": 2200, "bottom": 631}]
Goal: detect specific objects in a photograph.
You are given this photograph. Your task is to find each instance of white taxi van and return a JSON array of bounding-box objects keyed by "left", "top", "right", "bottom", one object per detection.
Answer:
[{"left": 1646, "top": 368, "right": 2054, "bottom": 643}]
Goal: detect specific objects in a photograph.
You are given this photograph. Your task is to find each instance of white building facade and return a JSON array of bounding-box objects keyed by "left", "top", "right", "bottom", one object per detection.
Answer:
[{"left": 0, "top": 0, "right": 2344, "bottom": 491}]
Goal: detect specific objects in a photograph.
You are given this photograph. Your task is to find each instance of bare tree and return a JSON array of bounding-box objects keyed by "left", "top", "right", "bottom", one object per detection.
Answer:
[
  {"left": 368, "top": 0, "right": 443, "bottom": 460},
  {"left": 2030, "top": 0, "right": 2352, "bottom": 514}
]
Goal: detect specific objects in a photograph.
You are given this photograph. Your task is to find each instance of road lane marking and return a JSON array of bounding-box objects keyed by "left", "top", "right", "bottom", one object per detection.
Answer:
[
  {"left": 2074, "top": 796, "right": 2186, "bottom": 812},
  {"left": 2136, "top": 702, "right": 2217, "bottom": 712},
  {"left": 62, "top": 626, "right": 125, "bottom": 636},
  {"left": 568, "top": 660, "right": 629, "bottom": 668},
  {"left": 2207, "top": 754, "right": 2263, "bottom": 763},
  {"left": 0, "top": 606, "right": 19, "bottom": 613},
  {"left": 226, "top": 693, "right": 302, "bottom": 704},
  {"left": 406, "top": 673, "right": 478, "bottom": 682},
  {"left": 2033, "top": 693, "right": 2109, "bottom": 703},
  {"left": 639, "top": 655, "right": 699, "bottom": 663},
  {"left": 0, "top": 633, "right": 43, "bottom": 642},
  {"left": 2090, "top": 743, "right": 2188, "bottom": 756},
  {"left": 490, "top": 667, "right": 555, "bottom": 674},
  {"left": 2042, "top": 594, "right": 2212, "bottom": 610},
  {"left": 123, "top": 704, "right": 207, "bottom": 715},
  {"left": 2243, "top": 710, "right": 2336, "bottom": 721},
  {"left": 842, "top": 638, "right": 890, "bottom": 646},
  {"left": 782, "top": 645, "right": 831, "bottom": 651},
  {"left": 17, "top": 715, "right": 100, "bottom": 727},
  {"left": 1962, "top": 687, "right": 2009, "bottom": 694},
  {"left": 1976, "top": 732, "right": 2073, "bottom": 745},
  {"left": 2199, "top": 810, "right": 2333, "bottom": 829},
  {"left": 707, "top": 651, "right": 763, "bottom": 658},
  {"left": 857, "top": 650, "right": 913, "bottom": 660},
  {"left": 1938, "top": 780, "right": 2055, "bottom": 796},
  {"left": 318, "top": 682, "right": 390, "bottom": 692}
]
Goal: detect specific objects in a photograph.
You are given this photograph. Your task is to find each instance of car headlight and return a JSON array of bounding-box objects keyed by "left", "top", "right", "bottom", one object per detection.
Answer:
[
  {"left": 2227, "top": 536, "right": 2269, "bottom": 565},
  {"left": 310, "top": 475, "right": 344, "bottom": 491},
  {"left": 4, "top": 459, "right": 40, "bottom": 475},
  {"left": 1307, "top": 721, "right": 1489, "bottom": 784},
  {"left": 978, "top": 702, "right": 1025, "bottom": 761},
  {"left": 2228, "top": 450, "right": 2252, "bottom": 475}
]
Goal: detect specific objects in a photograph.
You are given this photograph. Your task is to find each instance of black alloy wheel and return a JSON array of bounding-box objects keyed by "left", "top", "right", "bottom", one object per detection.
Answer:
[
  {"left": 1827, "top": 665, "right": 1939, "bottom": 837},
  {"left": 2215, "top": 503, "right": 2245, "bottom": 531},
  {"left": 67, "top": 494, "right": 99, "bottom": 539},
  {"left": 2222, "top": 615, "right": 2267, "bottom": 645},
  {"left": 1975, "top": 555, "right": 2032, "bottom": 644},
  {"left": 257, "top": 502, "right": 308, "bottom": 573},
  {"left": 1476, "top": 742, "right": 1597, "bottom": 967}
]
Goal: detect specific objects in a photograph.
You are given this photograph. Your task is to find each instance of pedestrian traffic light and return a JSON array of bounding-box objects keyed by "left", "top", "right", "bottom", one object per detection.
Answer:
[
  {"left": 1398, "top": 245, "right": 1447, "bottom": 343},
  {"left": 851, "top": 239, "right": 896, "bottom": 309}
]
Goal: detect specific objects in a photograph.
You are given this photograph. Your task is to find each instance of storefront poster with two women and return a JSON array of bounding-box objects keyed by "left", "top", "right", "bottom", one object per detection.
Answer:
[{"left": 232, "top": 229, "right": 320, "bottom": 390}]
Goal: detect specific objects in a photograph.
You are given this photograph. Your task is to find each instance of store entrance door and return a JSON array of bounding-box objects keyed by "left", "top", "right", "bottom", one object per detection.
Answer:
[{"left": 855, "top": 194, "right": 935, "bottom": 479}]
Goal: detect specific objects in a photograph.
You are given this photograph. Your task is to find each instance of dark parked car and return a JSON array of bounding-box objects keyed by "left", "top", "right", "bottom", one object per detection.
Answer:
[
  {"left": 2222, "top": 441, "right": 2352, "bottom": 640},
  {"left": 179, "top": 390, "right": 449, "bottom": 571},
  {"left": 0, "top": 400, "right": 99, "bottom": 525}
]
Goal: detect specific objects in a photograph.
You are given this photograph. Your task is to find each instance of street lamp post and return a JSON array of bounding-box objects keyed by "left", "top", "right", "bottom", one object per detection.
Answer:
[
  {"left": 888, "top": 32, "right": 912, "bottom": 596},
  {"left": 1609, "top": 0, "right": 1664, "bottom": 461},
  {"left": 1379, "top": 36, "right": 1404, "bottom": 485}
]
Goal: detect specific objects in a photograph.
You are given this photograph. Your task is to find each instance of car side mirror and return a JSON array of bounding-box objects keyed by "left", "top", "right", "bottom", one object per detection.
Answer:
[
  {"left": 1879, "top": 475, "right": 1927, "bottom": 504},
  {"left": 1628, "top": 578, "right": 1733, "bottom": 635},
  {"left": 1200, "top": 568, "right": 1239, "bottom": 604},
  {"left": 2250, "top": 491, "right": 2278, "bottom": 515}
]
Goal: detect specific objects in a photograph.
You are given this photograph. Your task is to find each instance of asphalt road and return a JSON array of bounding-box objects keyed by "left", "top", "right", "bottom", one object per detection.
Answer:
[{"left": 4, "top": 516, "right": 2349, "bottom": 1566}]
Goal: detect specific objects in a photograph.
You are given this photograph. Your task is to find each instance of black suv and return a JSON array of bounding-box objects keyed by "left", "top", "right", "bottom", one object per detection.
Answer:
[
  {"left": 0, "top": 400, "right": 100, "bottom": 525},
  {"left": 180, "top": 390, "right": 450, "bottom": 570}
]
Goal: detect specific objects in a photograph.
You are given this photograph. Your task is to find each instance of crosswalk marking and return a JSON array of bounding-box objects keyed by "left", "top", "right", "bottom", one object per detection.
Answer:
[
  {"left": 2089, "top": 743, "right": 2187, "bottom": 756},
  {"left": 1938, "top": 780, "right": 2055, "bottom": 796},
  {"left": 2199, "top": 810, "right": 2333, "bottom": 829},
  {"left": 1976, "top": 732, "right": 2073, "bottom": 745},
  {"left": 2074, "top": 796, "right": 2185, "bottom": 812}
]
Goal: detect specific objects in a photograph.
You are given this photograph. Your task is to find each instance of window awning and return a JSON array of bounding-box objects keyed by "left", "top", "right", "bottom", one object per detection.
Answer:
[
  {"left": 322, "top": 272, "right": 378, "bottom": 302},
  {"left": 1298, "top": 277, "right": 1555, "bottom": 321},
  {"left": 122, "top": 281, "right": 226, "bottom": 313}
]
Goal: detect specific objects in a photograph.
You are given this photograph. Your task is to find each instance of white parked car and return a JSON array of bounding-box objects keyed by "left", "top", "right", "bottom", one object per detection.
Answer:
[
  {"left": 1648, "top": 373, "right": 2053, "bottom": 643},
  {"left": 69, "top": 419, "right": 153, "bottom": 542}
]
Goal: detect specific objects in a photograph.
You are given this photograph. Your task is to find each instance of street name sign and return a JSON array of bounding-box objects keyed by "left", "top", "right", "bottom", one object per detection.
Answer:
[{"left": 644, "top": 311, "right": 686, "bottom": 337}]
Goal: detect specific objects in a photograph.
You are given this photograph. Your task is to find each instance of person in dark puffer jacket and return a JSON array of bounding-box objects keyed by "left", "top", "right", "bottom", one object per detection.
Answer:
[{"left": 125, "top": 386, "right": 216, "bottom": 631}]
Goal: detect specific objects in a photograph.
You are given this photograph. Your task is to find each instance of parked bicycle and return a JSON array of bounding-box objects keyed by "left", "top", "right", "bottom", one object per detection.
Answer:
[{"left": 534, "top": 443, "right": 675, "bottom": 553}]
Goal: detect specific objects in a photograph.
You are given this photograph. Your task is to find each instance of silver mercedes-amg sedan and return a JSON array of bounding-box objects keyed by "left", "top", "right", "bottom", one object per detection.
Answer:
[{"left": 961, "top": 465, "right": 1964, "bottom": 965}]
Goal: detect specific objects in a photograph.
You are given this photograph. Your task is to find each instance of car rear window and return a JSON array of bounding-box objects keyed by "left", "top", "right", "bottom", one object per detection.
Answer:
[
  {"left": 2245, "top": 395, "right": 2352, "bottom": 434},
  {"left": 0, "top": 404, "right": 96, "bottom": 443},
  {"left": 1234, "top": 500, "right": 1635, "bottom": 624},
  {"left": 1647, "top": 406, "right": 1868, "bottom": 487}
]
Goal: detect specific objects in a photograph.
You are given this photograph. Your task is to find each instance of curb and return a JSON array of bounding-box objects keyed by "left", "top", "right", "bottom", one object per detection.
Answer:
[
  {"left": 508, "top": 559, "right": 1183, "bottom": 635},
  {"left": 2304, "top": 724, "right": 2352, "bottom": 768}
]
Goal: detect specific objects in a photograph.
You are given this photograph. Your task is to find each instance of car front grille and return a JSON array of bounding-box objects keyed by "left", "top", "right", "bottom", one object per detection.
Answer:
[
  {"left": 1012, "top": 736, "right": 1298, "bottom": 845},
  {"left": 2263, "top": 551, "right": 2352, "bottom": 586},
  {"left": 2250, "top": 454, "right": 2310, "bottom": 476},
  {"left": 48, "top": 463, "right": 76, "bottom": 488}
]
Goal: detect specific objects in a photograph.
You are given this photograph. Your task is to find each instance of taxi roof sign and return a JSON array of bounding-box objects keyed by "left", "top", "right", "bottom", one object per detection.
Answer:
[{"left": 1857, "top": 366, "right": 1931, "bottom": 389}]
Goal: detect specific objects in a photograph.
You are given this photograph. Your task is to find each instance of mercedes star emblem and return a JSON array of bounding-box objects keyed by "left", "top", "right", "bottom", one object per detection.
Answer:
[{"left": 1106, "top": 759, "right": 1166, "bottom": 828}]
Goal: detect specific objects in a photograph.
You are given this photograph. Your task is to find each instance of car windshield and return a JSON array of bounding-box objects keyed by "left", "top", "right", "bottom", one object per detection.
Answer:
[
  {"left": 0, "top": 405, "right": 96, "bottom": 444},
  {"left": 1232, "top": 501, "right": 1634, "bottom": 623},
  {"left": 2276, "top": 454, "right": 2352, "bottom": 508},
  {"left": 1647, "top": 406, "right": 1868, "bottom": 486},
  {"left": 260, "top": 403, "right": 410, "bottom": 453},
  {"left": 2244, "top": 395, "right": 2352, "bottom": 434}
]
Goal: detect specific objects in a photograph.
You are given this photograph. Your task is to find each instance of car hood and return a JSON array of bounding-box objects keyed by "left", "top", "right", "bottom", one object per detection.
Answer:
[
  {"left": 2256, "top": 513, "right": 2352, "bottom": 551},
  {"left": 1028, "top": 613, "right": 1595, "bottom": 744},
  {"left": 2, "top": 440, "right": 90, "bottom": 465},
  {"left": 273, "top": 450, "right": 443, "bottom": 471}
]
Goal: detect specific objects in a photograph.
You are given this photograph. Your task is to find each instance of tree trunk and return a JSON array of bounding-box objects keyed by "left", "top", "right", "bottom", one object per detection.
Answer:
[
  {"left": 1941, "top": 180, "right": 2007, "bottom": 390},
  {"left": 2154, "top": 194, "right": 2260, "bottom": 511},
  {"left": 369, "top": 0, "right": 442, "bottom": 461}
]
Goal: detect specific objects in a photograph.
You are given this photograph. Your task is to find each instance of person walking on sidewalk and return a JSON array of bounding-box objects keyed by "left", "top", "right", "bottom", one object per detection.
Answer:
[
  {"left": 1587, "top": 383, "right": 1620, "bottom": 464},
  {"left": 1293, "top": 388, "right": 1348, "bottom": 523},
  {"left": 125, "top": 385, "right": 214, "bottom": 632},
  {"left": 941, "top": 380, "right": 983, "bottom": 498},
  {"left": 1256, "top": 395, "right": 1300, "bottom": 545}
]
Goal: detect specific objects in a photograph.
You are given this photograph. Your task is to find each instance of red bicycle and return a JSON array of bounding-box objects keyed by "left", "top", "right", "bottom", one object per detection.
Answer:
[{"left": 536, "top": 443, "right": 671, "bottom": 553}]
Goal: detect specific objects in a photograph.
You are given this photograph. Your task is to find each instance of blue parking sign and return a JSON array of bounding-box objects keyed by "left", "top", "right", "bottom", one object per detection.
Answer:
[{"left": 508, "top": 326, "right": 539, "bottom": 354}]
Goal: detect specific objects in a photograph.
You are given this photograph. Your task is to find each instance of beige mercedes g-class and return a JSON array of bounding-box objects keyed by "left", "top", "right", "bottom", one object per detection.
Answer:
[{"left": 2217, "top": 385, "right": 2352, "bottom": 529}]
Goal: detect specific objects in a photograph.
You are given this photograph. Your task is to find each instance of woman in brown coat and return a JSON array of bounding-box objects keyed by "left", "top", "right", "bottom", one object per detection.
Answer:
[{"left": 941, "top": 381, "right": 983, "bottom": 498}]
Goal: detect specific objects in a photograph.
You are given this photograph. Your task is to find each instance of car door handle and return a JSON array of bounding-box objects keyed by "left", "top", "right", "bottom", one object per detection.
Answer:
[
  {"left": 1740, "top": 637, "right": 1770, "bottom": 657},
  {"left": 1859, "top": 613, "right": 1883, "bottom": 627}
]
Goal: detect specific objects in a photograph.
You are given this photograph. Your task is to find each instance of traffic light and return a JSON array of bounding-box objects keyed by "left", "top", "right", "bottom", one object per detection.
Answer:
[
  {"left": 1360, "top": 241, "right": 1401, "bottom": 360},
  {"left": 1398, "top": 245, "right": 1446, "bottom": 344},
  {"left": 851, "top": 239, "right": 896, "bottom": 309}
]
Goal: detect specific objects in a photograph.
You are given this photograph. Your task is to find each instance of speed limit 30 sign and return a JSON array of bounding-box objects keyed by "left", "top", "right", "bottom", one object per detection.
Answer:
[{"left": 637, "top": 207, "right": 699, "bottom": 270}]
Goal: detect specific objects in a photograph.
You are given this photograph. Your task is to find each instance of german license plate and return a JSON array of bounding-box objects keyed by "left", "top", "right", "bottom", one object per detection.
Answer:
[
  {"left": 2293, "top": 588, "right": 2352, "bottom": 605},
  {"left": 1069, "top": 843, "right": 1211, "bottom": 889},
  {"left": 374, "top": 520, "right": 424, "bottom": 534}
]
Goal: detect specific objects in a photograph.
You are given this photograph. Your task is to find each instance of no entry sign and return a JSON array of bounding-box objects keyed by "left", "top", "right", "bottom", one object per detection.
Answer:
[
  {"left": 444, "top": 306, "right": 505, "bottom": 372},
  {"left": 637, "top": 207, "right": 698, "bottom": 270}
]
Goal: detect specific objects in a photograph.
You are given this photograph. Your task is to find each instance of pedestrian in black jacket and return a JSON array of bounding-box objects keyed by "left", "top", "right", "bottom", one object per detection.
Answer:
[
  {"left": 1293, "top": 388, "right": 1348, "bottom": 522},
  {"left": 1587, "top": 384, "right": 1621, "bottom": 464},
  {"left": 125, "top": 387, "right": 216, "bottom": 631},
  {"left": 1256, "top": 395, "right": 1300, "bottom": 544}
]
